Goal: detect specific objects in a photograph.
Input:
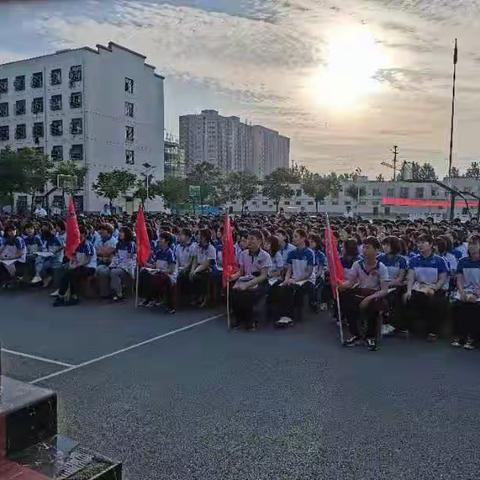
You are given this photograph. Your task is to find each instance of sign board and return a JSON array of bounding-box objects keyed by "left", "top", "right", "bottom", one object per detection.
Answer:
[{"left": 189, "top": 185, "right": 201, "bottom": 199}]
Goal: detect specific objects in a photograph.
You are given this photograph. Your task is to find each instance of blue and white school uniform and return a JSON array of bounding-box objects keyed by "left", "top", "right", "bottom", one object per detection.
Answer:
[
  {"left": 96, "top": 235, "right": 118, "bottom": 265},
  {"left": 286, "top": 247, "right": 315, "bottom": 285},
  {"left": 408, "top": 254, "right": 448, "bottom": 291},
  {"left": 280, "top": 243, "right": 296, "bottom": 264},
  {"left": 340, "top": 256, "right": 361, "bottom": 282},
  {"left": 350, "top": 259, "right": 389, "bottom": 290},
  {"left": 455, "top": 257, "right": 480, "bottom": 300},
  {"left": 109, "top": 240, "right": 136, "bottom": 277},
  {"left": 378, "top": 253, "right": 407, "bottom": 283},
  {"left": 23, "top": 234, "right": 42, "bottom": 256},
  {"left": 154, "top": 247, "right": 177, "bottom": 283},
  {"left": 195, "top": 243, "right": 217, "bottom": 270},
  {"left": 314, "top": 249, "right": 327, "bottom": 280},
  {"left": 73, "top": 240, "right": 97, "bottom": 270},
  {"left": 0, "top": 236, "right": 26, "bottom": 276},
  {"left": 268, "top": 251, "right": 284, "bottom": 285},
  {"left": 175, "top": 241, "right": 197, "bottom": 272},
  {"left": 237, "top": 248, "right": 272, "bottom": 280}
]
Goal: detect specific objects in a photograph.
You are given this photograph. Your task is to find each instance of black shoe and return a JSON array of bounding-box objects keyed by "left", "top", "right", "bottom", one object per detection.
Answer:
[
  {"left": 53, "top": 297, "right": 65, "bottom": 307},
  {"left": 366, "top": 338, "right": 378, "bottom": 351},
  {"left": 165, "top": 306, "right": 176, "bottom": 314},
  {"left": 344, "top": 335, "right": 360, "bottom": 347}
]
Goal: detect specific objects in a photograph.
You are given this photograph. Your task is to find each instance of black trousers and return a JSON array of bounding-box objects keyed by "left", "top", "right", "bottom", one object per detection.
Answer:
[
  {"left": 452, "top": 301, "right": 480, "bottom": 340},
  {"left": 405, "top": 290, "right": 446, "bottom": 335},
  {"left": 386, "top": 285, "right": 407, "bottom": 329},
  {"left": 341, "top": 288, "right": 384, "bottom": 339},
  {"left": 231, "top": 283, "right": 267, "bottom": 327},
  {"left": 275, "top": 281, "right": 314, "bottom": 322},
  {"left": 191, "top": 271, "right": 210, "bottom": 299},
  {"left": 139, "top": 271, "right": 174, "bottom": 308},
  {"left": 58, "top": 266, "right": 95, "bottom": 296}
]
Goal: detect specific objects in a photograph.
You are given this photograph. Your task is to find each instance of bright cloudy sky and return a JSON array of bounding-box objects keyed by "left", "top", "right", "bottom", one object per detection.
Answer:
[{"left": 2, "top": 0, "right": 480, "bottom": 177}]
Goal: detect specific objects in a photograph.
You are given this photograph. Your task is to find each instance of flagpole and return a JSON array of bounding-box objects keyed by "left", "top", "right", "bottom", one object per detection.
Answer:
[
  {"left": 448, "top": 38, "right": 458, "bottom": 221},
  {"left": 226, "top": 280, "right": 231, "bottom": 329},
  {"left": 135, "top": 264, "right": 139, "bottom": 308}
]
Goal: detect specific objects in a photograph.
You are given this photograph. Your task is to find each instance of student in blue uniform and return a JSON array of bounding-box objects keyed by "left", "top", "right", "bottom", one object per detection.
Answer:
[
  {"left": 190, "top": 229, "right": 217, "bottom": 307},
  {"left": 95, "top": 223, "right": 119, "bottom": 298},
  {"left": 265, "top": 235, "right": 284, "bottom": 322},
  {"left": 403, "top": 234, "right": 449, "bottom": 341},
  {"left": 451, "top": 234, "right": 480, "bottom": 349},
  {"left": 341, "top": 237, "right": 389, "bottom": 351},
  {"left": 308, "top": 233, "right": 327, "bottom": 312},
  {"left": 23, "top": 222, "right": 43, "bottom": 281},
  {"left": 54, "top": 225, "right": 96, "bottom": 306},
  {"left": 275, "top": 229, "right": 315, "bottom": 327},
  {"left": 35, "top": 221, "right": 64, "bottom": 289},
  {"left": 230, "top": 230, "right": 272, "bottom": 330},
  {"left": 0, "top": 223, "right": 26, "bottom": 287},
  {"left": 175, "top": 228, "right": 197, "bottom": 303},
  {"left": 277, "top": 229, "right": 296, "bottom": 264}
]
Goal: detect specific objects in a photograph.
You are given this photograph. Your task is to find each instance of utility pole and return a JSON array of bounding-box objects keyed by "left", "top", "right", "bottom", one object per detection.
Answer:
[
  {"left": 448, "top": 38, "right": 458, "bottom": 221},
  {"left": 392, "top": 145, "right": 398, "bottom": 181}
]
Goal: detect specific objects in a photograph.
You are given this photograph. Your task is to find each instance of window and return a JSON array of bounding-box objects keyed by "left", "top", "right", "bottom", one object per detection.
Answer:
[
  {"left": 387, "top": 187, "right": 395, "bottom": 197},
  {"left": 69, "top": 65, "right": 82, "bottom": 83},
  {"left": 462, "top": 207, "right": 469, "bottom": 215},
  {"left": 125, "top": 149, "right": 134, "bottom": 165},
  {"left": 125, "top": 77, "right": 134, "bottom": 93},
  {"left": 50, "top": 120, "right": 63, "bottom": 136},
  {"left": 0, "top": 126, "right": 9, "bottom": 141},
  {"left": 384, "top": 206, "right": 391, "bottom": 216},
  {"left": 125, "top": 126, "right": 134, "bottom": 142},
  {"left": 31, "top": 72, "right": 43, "bottom": 89},
  {"left": 296, "top": 201, "right": 302, "bottom": 205},
  {"left": 308, "top": 201, "right": 314, "bottom": 205},
  {"left": 14, "top": 76, "right": 24, "bottom": 92},
  {"left": 262, "top": 201, "right": 268, "bottom": 205},
  {"left": 70, "top": 144, "right": 83, "bottom": 161},
  {"left": 70, "top": 92, "right": 82, "bottom": 109},
  {"left": 32, "top": 97, "right": 44, "bottom": 114},
  {"left": 431, "top": 188, "right": 438, "bottom": 197},
  {"left": 125, "top": 101, "right": 134, "bottom": 117},
  {"left": 32, "top": 122, "right": 44, "bottom": 139},
  {"left": 284, "top": 201, "right": 290, "bottom": 205},
  {"left": 415, "top": 187, "right": 424, "bottom": 199},
  {"left": 50, "top": 94, "right": 62, "bottom": 111},
  {"left": 372, "top": 188, "right": 381, "bottom": 196},
  {"left": 400, "top": 187, "right": 409, "bottom": 199},
  {"left": 0, "top": 103, "right": 8, "bottom": 117},
  {"left": 296, "top": 189, "right": 302, "bottom": 197},
  {"left": 51, "top": 145, "right": 63, "bottom": 162},
  {"left": 15, "top": 124, "right": 26, "bottom": 140},
  {"left": 50, "top": 69, "right": 62, "bottom": 86},
  {"left": 0, "top": 78, "right": 7, "bottom": 94},
  {"left": 70, "top": 118, "right": 83, "bottom": 135},
  {"left": 16, "top": 100, "right": 26, "bottom": 116}
]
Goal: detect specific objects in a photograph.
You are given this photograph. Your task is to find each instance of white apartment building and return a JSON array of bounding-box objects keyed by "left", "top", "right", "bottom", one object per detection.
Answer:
[
  {"left": 179, "top": 110, "right": 289, "bottom": 177},
  {"left": 227, "top": 177, "right": 480, "bottom": 220},
  {"left": 0, "top": 41, "right": 164, "bottom": 212}
]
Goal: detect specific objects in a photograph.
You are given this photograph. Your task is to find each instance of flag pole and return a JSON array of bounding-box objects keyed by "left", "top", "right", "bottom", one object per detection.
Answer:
[
  {"left": 448, "top": 38, "right": 458, "bottom": 221},
  {"left": 226, "top": 280, "right": 231, "bottom": 329},
  {"left": 135, "top": 264, "right": 139, "bottom": 308}
]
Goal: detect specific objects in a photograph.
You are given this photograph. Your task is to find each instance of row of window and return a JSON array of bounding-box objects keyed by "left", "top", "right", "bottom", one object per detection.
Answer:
[
  {"left": 12, "top": 144, "right": 83, "bottom": 162},
  {"left": 0, "top": 66, "right": 82, "bottom": 94},
  {"left": 0, "top": 119, "right": 83, "bottom": 141},
  {"left": 0, "top": 92, "right": 82, "bottom": 117}
]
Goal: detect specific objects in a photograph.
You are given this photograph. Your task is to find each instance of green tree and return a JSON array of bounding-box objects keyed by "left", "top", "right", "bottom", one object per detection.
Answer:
[
  {"left": 225, "top": 171, "right": 258, "bottom": 212},
  {"left": 411, "top": 162, "right": 437, "bottom": 181},
  {"left": 465, "top": 162, "right": 480, "bottom": 180},
  {"left": 301, "top": 172, "right": 328, "bottom": 213},
  {"left": 0, "top": 147, "right": 28, "bottom": 212},
  {"left": 23, "top": 149, "right": 53, "bottom": 211},
  {"left": 450, "top": 166, "right": 461, "bottom": 178},
  {"left": 132, "top": 179, "right": 160, "bottom": 208},
  {"left": 186, "top": 162, "right": 224, "bottom": 206},
  {"left": 92, "top": 169, "right": 137, "bottom": 210},
  {"left": 262, "top": 168, "right": 294, "bottom": 212},
  {"left": 158, "top": 177, "right": 189, "bottom": 213},
  {"left": 376, "top": 173, "right": 385, "bottom": 182},
  {"left": 345, "top": 184, "right": 367, "bottom": 202},
  {"left": 49, "top": 161, "right": 88, "bottom": 196}
]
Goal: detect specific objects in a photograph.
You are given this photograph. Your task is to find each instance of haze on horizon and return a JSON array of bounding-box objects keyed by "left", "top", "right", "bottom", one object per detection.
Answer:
[{"left": 1, "top": 0, "right": 480, "bottom": 178}]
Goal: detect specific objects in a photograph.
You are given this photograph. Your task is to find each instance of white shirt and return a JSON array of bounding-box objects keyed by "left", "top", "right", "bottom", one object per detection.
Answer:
[{"left": 34, "top": 207, "right": 47, "bottom": 218}]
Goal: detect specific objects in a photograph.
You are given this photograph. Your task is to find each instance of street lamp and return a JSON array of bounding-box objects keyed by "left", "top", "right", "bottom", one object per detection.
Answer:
[{"left": 142, "top": 162, "right": 155, "bottom": 211}]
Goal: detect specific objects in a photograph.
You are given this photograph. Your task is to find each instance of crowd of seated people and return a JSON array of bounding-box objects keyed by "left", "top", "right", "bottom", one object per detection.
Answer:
[{"left": 1, "top": 212, "right": 480, "bottom": 351}]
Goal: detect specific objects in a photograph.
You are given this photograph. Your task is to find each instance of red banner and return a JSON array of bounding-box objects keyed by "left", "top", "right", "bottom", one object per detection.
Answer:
[{"left": 382, "top": 196, "right": 480, "bottom": 208}]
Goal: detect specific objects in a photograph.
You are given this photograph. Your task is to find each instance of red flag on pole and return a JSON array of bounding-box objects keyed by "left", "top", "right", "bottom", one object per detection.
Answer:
[
  {"left": 64, "top": 197, "right": 80, "bottom": 259},
  {"left": 135, "top": 206, "right": 151, "bottom": 267},
  {"left": 222, "top": 213, "right": 237, "bottom": 288},
  {"left": 325, "top": 222, "right": 344, "bottom": 299}
]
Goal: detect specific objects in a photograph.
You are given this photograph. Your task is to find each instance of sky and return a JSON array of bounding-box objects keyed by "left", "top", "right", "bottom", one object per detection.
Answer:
[{"left": 2, "top": 0, "right": 480, "bottom": 178}]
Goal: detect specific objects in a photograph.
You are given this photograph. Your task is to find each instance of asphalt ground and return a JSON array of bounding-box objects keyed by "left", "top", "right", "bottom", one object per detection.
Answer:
[{"left": 1, "top": 289, "right": 480, "bottom": 479}]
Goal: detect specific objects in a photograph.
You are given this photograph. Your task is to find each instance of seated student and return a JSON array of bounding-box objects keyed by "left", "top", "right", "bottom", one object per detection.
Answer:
[
  {"left": 403, "top": 234, "right": 448, "bottom": 341},
  {"left": 138, "top": 231, "right": 176, "bottom": 312},
  {"left": 95, "top": 223, "right": 119, "bottom": 298},
  {"left": 451, "top": 234, "right": 480, "bottom": 350},
  {"left": 234, "top": 231, "right": 248, "bottom": 265},
  {"left": 230, "top": 230, "right": 272, "bottom": 330},
  {"left": 53, "top": 226, "right": 97, "bottom": 306},
  {"left": 0, "top": 224, "right": 27, "bottom": 288},
  {"left": 378, "top": 236, "right": 408, "bottom": 333},
  {"left": 275, "top": 229, "right": 315, "bottom": 327},
  {"left": 97, "top": 226, "right": 135, "bottom": 301},
  {"left": 175, "top": 228, "right": 197, "bottom": 302},
  {"left": 309, "top": 233, "right": 327, "bottom": 312},
  {"left": 265, "top": 235, "right": 284, "bottom": 322},
  {"left": 277, "top": 229, "right": 296, "bottom": 264},
  {"left": 35, "top": 222, "right": 64, "bottom": 289},
  {"left": 340, "top": 237, "right": 389, "bottom": 351},
  {"left": 189, "top": 228, "right": 217, "bottom": 307},
  {"left": 23, "top": 222, "right": 43, "bottom": 281}
]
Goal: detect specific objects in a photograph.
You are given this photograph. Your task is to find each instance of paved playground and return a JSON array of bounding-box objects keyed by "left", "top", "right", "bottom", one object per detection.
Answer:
[{"left": 2, "top": 289, "right": 480, "bottom": 480}]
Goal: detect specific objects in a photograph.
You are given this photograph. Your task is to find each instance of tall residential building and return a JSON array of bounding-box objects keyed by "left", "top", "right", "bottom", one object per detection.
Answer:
[
  {"left": 0, "top": 41, "right": 164, "bottom": 211},
  {"left": 179, "top": 109, "right": 289, "bottom": 178}
]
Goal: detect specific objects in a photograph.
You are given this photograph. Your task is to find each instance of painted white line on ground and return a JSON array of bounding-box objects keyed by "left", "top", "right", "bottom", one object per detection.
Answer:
[
  {"left": 30, "top": 313, "right": 224, "bottom": 385},
  {"left": 2, "top": 348, "right": 74, "bottom": 368}
]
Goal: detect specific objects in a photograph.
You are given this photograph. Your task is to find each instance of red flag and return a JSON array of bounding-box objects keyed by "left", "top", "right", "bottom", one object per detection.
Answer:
[
  {"left": 222, "top": 214, "right": 237, "bottom": 288},
  {"left": 325, "top": 224, "right": 344, "bottom": 299},
  {"left": 135, "top": 206, "right": 151, "bottom": 267},
  {"left": 64, "top": 197, "right": 80, "bottom": 259}
]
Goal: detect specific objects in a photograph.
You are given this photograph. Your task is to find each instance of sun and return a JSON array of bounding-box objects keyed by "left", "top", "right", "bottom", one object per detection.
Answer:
[{"left": 307, "top": 24, "right": 387, "bottom": 112}]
